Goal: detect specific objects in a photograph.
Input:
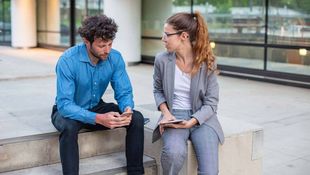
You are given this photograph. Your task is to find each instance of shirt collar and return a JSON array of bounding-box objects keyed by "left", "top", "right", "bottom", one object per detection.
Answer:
[
  {"left": 79, "top": 43, "right": 107, "bottom": 66},
  {"left": 79, "top": 44, "right": 92, "bottom": 63}
]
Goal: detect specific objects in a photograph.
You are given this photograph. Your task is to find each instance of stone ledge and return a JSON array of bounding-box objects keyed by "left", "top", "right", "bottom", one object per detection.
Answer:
[{"left": 136, "top": 106, "right": 263, "bottom": 175}]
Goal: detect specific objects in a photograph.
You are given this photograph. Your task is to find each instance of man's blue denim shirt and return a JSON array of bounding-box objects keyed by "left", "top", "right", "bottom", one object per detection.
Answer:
[{"left": 55, "top": 43, "right": 134, "bottom": 124}]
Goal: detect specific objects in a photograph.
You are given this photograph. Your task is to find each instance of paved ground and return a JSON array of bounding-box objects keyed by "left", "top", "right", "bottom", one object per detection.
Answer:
[{"left": 0, "top": 46, "right": 310, "bottom": 174}]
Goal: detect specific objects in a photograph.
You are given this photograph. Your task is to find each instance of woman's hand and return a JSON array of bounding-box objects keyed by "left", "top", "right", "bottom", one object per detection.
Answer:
[
  {"left": 158, "top": 113, "right": 176, "bottom": 135},
  {"left": 159, "top": 113, "right": 176, "bottom": 124},
  {"left": 161, "top": 118, "right": 198, "bottom": 130}
]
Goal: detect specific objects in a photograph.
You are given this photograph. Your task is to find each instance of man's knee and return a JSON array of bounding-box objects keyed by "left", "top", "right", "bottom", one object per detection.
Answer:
[
  {"left": 57, "top": 117, "right": 81, "bottom": 136},
  {"left": 132, "top": 110, "right": 144, "bottom": 127}
]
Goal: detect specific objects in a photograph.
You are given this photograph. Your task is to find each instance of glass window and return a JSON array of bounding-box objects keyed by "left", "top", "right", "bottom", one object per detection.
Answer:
[
  {"left": 142, "top": 0, "right": 191, "bottom": 55},
  {"left": 214, "top": 43, "right": 264, "bottom": 69},
  {"left": 87, "top": 0, "right": 103, "bottom": 16},
  {"left": 267, "top": 48, "right": 310, "bottom": 75},
  {"left": 75, "top": 0, "right": 103, "bottom": 44},
  {"left": 60, "top": 0, "right": 70, "bottom": 46},
  {"left": 75, "top": 0, "right": 87, "bottom": 44},
  {"left": 141, "top": 39, "right": 165, "bottom": 56},
  {"left": 268, "top": 0, "right": 310, "bottom": 47},
  {"left": 0, "top": 1, "right": 3, "bottom": 42},
  {"left": 0, "top": 0, "right": 11, "bottom": 44},
  {"left": 37, "top": 0, "right": 103, "bottom": 46},
  {"left": 37, "top": 0, "right": 70, "bottom": 46},
  {"left": 193, "top": 0, "right": 266, "bottom": 44}
]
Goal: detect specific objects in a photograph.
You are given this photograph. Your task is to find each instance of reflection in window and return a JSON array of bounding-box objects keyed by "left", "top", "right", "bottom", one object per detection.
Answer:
[
  {"left": 214, "top": 43, "right": 264, "bottom": 69},
  {"left": 268, "top": 0, "right": 310, "bottom": 47},
  {"left": 142, "top": 0, "right": 191, "bottom": 56},
  {"left": 37, "top": 0, "right": 70, "bottom": 46},
  {"left": 193, "top": 0, "right": 265, "bottom": 43},
  {"left": 141, "top": 39, "right": 165, "bottom": 56},
  {"left": 268, "top": 48, "right": 310, "bottom": 75},
  {"left": 37, "top": 0, "right": 103, "bottom": 46},
  {"left": 142, "top": 0, "right": 191, "bottom": 38}
]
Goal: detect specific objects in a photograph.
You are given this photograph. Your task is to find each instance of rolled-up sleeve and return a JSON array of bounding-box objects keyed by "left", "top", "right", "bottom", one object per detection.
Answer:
[
  {"left": 110, "top": 54, "right": 134, "bottom": 112},
  {"left": 56, "top": 57, "right": 97, "bottom": 124}
]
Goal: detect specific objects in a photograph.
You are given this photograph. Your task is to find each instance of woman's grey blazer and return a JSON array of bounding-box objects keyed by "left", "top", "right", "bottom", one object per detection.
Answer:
[{"left": 152, "top": 51, "right": 224, "bottom": 144}]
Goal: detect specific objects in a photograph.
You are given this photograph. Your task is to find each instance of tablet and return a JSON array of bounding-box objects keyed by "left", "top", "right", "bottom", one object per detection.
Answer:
[{"left": 160, "top": 119, "right": 184, "bottom": 124}]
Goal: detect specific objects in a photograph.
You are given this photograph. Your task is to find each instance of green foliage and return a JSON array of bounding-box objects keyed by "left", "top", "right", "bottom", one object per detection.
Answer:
[
  {"left": 270, "top": 0, "right": 310, "bottom": 14},
  {"left": 173, "top": 0, "right": 310, "bottom": 13},
  {"left": 172, "top": 0, "right": 190, "bottom": 6}
]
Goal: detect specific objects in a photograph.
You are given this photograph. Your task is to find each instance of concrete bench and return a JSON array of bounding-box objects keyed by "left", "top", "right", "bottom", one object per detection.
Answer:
[
  {"left": 137, "top": 106, "right": 263, "bottom": 175},
  {"left": 0, "top": 105, "right": 263, "bottom": 175},
  {"left": 0, "top": 128, "right": 157, "bottom": 175}
]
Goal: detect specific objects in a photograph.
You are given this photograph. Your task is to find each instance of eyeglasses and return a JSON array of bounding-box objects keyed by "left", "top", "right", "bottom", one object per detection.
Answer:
[{"left": 162, "top": 31, "right": 183, "bottom": 39}]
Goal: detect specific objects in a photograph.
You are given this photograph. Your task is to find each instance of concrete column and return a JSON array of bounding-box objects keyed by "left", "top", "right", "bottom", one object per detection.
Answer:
[
  {"left": 11, "top": 0, "right": 37, "bottom": 48},
  {"left": 47, "top": 0, "right": 61, "bottom": 45},
  {"left": 104, "top": 0, "right": 141, "bottom": 64}
]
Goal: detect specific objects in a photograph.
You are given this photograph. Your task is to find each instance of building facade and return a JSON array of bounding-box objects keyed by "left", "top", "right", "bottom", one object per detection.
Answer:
[{"left": 1, "top": 0, "right": 310, "bottom": 87}]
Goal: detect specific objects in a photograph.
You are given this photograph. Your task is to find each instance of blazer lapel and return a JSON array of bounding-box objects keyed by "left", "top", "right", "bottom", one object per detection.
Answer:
[
  {"left": 190, "top": 65, "right": 202, "bottom": 111},
  {"left": 166, "top": 53, "right": 176, "bottom": 110}
]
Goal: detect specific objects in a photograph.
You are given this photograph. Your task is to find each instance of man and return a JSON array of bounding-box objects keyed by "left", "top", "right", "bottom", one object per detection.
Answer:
[{"left": 51, "top": 15, "right": 144, "bottom": 175}]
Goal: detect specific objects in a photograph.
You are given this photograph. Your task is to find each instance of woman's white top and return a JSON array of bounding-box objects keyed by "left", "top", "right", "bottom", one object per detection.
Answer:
[{"left": 172, "top": 65, "right": 192, "bottom": 110}]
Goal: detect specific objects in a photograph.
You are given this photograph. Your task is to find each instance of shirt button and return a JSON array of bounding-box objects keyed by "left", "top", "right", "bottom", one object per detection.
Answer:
[
  {"left": 93, "top": 94, "right": 95, "bottom": 97},
  {"left": 94, "top": 82, "right": 97, "bottom": 85}
]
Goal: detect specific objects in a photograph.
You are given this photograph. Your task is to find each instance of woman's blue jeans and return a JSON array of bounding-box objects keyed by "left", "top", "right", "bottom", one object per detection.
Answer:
[{"left": 161, "top": 109, "right": 220, "bottom": 175}]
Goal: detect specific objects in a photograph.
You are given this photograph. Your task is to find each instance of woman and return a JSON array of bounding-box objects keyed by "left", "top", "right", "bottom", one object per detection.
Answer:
[{"left": 152, "top": 12, "right": 224, "bottom": 175}]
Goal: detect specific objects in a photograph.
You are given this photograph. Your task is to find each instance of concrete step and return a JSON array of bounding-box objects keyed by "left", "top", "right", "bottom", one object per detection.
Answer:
[
  {"left": 0, "top": 129, "right": 126, "bottom": 173},
  {"left": 0, "top": 152, "right": 157, "bottom": 175}
]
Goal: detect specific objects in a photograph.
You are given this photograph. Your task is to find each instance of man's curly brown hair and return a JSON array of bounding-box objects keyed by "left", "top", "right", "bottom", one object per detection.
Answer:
[{"left": 78, "top": 15, "right": 118, "bottom": 44}]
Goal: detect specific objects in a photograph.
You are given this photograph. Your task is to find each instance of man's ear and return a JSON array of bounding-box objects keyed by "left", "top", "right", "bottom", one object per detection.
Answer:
[{"left": 82, "top": 37, "right": 90, "bottom": 45}]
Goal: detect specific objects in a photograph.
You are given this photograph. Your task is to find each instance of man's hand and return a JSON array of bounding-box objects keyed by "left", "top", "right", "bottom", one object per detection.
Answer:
[
  {"left": 95, "top": 111, "right": 131, "bottom": 129},
  {"left": 122, "top": 106, "right": 133, "bottom": 122}
]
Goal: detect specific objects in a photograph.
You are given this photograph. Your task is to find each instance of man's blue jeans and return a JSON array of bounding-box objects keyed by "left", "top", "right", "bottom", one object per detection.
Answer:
[{"left": 51, "top": 101, "right": 145, "bottom": 175}]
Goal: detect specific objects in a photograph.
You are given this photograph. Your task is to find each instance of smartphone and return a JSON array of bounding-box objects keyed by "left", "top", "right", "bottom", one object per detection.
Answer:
[
  {"left": 120, "top": 111, "right": 133, "bottom": 117},
  {"left": 160, "top": 119, "right": 184, "bottom": 125},
  {"left": 144, "top": 118, "right": 150, "bottom": 125}
]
